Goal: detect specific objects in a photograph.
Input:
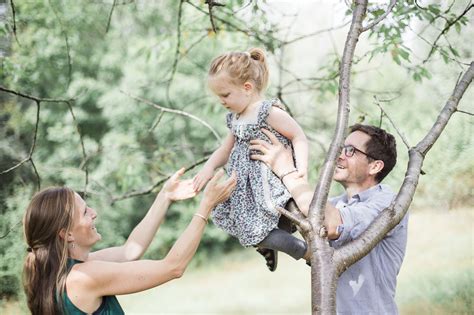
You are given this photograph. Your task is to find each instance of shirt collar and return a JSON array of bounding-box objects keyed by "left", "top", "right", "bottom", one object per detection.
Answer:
[{"left": 351, "top": 184, "right": 384, "bottom": 202}]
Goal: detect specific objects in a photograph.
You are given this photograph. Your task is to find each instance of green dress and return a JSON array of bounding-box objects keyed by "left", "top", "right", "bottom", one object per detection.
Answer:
[{"left": 61, "top": 258, "right": 125, "bottom": 315}]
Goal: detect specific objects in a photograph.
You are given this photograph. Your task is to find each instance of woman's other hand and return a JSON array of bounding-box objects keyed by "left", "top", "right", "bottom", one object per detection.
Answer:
[
  {"left": 200, "top": 169, "right": 237, "bottom": 213},
  {"left": 163, "top": 168, "right": 197, "bottom": 202}
]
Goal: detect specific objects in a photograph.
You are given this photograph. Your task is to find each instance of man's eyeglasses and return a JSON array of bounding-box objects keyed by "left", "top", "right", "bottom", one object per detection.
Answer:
[{"left": 343, "top": 145, "right": 378, "bottom": 160}]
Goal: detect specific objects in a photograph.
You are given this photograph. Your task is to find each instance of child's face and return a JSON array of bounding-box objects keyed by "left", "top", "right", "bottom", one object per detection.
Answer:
[{"left": 208, "top": 73, "right": 251, "bottom": 114}]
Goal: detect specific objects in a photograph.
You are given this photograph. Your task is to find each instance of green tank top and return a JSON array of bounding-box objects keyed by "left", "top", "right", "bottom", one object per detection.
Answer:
[{"left": 61, "top": 258, "right": 125, "bottom": 315}]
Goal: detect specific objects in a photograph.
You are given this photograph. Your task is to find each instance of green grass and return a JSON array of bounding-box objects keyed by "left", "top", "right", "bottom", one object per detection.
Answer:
[{"left": 2, "top": 209, "right": 472, "bottom": 314}]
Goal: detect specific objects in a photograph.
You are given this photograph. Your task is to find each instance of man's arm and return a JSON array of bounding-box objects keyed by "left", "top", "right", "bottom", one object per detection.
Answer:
[{"left": 250, "top": 128, "right": 342, "bottom": 239}]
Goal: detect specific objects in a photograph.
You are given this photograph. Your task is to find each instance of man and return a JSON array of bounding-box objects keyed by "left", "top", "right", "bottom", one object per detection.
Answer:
[{"left": 250, "top": 124, "right": 408, "bottom": 315}]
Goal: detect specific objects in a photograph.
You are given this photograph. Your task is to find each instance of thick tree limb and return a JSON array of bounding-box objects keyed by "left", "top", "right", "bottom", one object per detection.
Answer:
[
  {"left": 309, "top": 0, "right": 367, "bottom": 225},
  {"left": 307, "top": 1, "right": 369, "bottom": 313},
  {"left": 334, "top": 61, "right": 474, "bottom": 275}
]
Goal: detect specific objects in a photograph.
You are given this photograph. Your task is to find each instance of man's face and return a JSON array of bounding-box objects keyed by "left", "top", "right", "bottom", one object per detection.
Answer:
[{"left": 334, "top": 131, "right": 374, "bottom": 187}]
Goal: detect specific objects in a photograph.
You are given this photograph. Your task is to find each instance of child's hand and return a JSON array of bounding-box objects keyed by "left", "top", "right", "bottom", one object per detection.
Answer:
[
  {"left": 193, "top": 166, "right": 215, "bottom": 192},
  {"left": 163, "top": 168, "right": 198, "bottom": 201}
]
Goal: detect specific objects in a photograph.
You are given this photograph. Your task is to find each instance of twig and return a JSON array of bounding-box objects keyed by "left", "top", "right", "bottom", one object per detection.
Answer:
[
  {"left": 9, "top": 0, "right": 20, "bottom": 45},
  {"left": 0, "top": 100, "right": 40, "bottom": 180},
  {"left": 110, "top": 155, "right": 210, "bottom": 203},
  {"left": 424, "top": 3, "right": 473, "bottom": 63},
  {"left": 66, "top": 100, "right": 89, "bottom": 197},
  {"left": 122, "top": 91, "right": 221, "bottom": 141},
  {"left": 166, "top": 0, "right": 185, "bottom": 107},
  {"left": 373, "top": 96, "right": 410, "bottom": 149},
  {"left": 205, "top": 0, "right": 225, "bottom": 33},
  {"left": 456, "top": 109, "right": 473, "bottom": 116},
  {"left": 361, "top": 0, "right": 397, "bottom": 32},
  {"left": 282, "top": 22, "right": 351, "bottom": 46},
  {"left": 105, "top": 0, "right": 118, "bottom": 33},
  {"left": 49, "top": 0, "right": 72, "bottom": 88},
  {"left": 0, "top": 219, "right": 22, "bottom": 239}
]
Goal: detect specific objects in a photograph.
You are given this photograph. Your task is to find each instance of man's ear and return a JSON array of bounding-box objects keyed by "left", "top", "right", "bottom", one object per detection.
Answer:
[
  {"left": 369, "top": 160, "right": 384, "bottom": 177},
  {"left": 59, "top": 229, "right": 74, "bottom": 242}
]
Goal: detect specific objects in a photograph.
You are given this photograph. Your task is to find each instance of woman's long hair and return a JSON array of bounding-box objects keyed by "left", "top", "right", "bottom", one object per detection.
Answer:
[{"left": 23, "top": 187, "right": 76, "bottom": 315}]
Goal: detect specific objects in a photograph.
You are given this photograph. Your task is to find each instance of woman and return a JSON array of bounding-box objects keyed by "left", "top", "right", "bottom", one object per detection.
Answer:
[{"left": 23, "top": 168, "right": 236, "bottom": 314}]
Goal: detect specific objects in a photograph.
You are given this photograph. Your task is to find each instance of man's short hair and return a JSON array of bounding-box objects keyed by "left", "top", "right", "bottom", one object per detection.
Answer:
[{"left": 349, "top": 124, "right": 397, "bottom": 182}]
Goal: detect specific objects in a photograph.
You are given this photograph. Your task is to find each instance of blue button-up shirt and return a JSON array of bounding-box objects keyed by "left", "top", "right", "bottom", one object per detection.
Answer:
[{"left": 330, "top": 184, "right": 409, "bottom": 315}]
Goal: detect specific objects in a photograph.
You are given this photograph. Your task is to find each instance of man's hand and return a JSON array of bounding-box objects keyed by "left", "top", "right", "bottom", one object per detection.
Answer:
[{"left": 249, "top": 129, "right": 296, "bottom": 178}]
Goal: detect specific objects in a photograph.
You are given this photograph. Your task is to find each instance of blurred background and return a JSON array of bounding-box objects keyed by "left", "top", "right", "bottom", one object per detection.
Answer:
[{"left": 0, "top": 0, "right": 472, "bottom": 313}]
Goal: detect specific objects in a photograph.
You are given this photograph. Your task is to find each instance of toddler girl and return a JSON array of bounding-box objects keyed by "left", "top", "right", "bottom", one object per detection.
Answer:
[{"left": 193, "top": 48, "right": 308, "bottom": 271}]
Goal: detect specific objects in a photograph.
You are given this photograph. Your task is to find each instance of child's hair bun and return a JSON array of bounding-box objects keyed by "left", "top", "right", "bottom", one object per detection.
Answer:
[{"left": 248, "top": 48, "right": 266, "bottom": 63}]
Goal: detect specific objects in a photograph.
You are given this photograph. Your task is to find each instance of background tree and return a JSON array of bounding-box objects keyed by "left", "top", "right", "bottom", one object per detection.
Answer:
[{"left": 0, "top": 0, "right": 472, "bottom": 312}]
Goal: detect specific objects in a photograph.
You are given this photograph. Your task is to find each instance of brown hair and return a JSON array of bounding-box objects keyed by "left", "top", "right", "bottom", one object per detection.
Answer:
[
  {"left": 208, "top": 47, "right": 269, "bottom": 92},
  {"left": 349, "top": 124, "right": 397, "bottom": 182},
  {"left": 23, "top": 187, "right": 76, "bottom": 315}
]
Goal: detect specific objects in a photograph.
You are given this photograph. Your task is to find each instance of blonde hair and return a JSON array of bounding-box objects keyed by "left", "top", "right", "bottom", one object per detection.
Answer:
[
  {"left": 23, "top": 187, "right": 76, "bottom": 315},
  {"left": 208, "top": 48, "right": 269, "bottom": 92}
]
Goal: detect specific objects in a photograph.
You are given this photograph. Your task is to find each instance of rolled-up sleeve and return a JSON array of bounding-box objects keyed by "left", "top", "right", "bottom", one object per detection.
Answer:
[{"left": 331, "top": 190, "right": 394, "bottom": 248}]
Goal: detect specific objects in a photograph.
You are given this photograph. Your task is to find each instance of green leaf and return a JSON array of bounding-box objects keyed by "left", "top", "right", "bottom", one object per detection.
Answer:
[
  {"left": 455, "top": 22, "right": 461, "bottom": 34},
  {"left": 398, "top": 48, "right": 410, "bottom": 61}
]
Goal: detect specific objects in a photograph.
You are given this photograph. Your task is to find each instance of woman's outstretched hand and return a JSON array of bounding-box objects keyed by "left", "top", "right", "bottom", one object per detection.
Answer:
[
  {"left": 163, "top": 168, "right": 198, "bottom": 201},
  {"left": 200, "top": 169, "right": 237, "bottom": 211},
  {"left": 249, "top": 129, "right": 296, "bottom": 178}
]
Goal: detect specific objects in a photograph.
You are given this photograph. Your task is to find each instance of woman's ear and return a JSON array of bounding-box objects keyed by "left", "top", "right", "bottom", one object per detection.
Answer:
[{"left": 59, "top": 229, "right": 74, "bottom": 242}]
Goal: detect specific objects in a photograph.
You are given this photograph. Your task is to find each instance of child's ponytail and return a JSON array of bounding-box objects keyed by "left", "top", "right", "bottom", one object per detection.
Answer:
[{"left": 208, "top": 48, "right": 270, "bottom": 92}]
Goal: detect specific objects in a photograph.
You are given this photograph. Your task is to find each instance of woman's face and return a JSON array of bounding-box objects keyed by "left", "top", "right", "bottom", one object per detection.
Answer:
[{"left": 70, "top": 193, "right": 101, "bottom": 248}]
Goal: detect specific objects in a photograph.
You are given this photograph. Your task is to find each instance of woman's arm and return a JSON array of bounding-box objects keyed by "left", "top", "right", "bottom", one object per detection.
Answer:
[
  {"left": 89, "top": 168, "right": 197, "bottom": 262},
  {"left": 266, "top": 107, "right": 308, "bottom": 178},
  {"left": 71, "top": 170, "right": 237, "bottom": 298},
  {"left": 193, "top": 132, "right": 235, "bottom": 191}
]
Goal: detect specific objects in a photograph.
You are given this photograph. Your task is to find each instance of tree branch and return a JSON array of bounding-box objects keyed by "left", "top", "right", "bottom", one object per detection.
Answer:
[
  {"left": 456, "top": 109, "right": 473, "bottom": 116},
  {"left": 334, "top": 61, "right": 474, "bottom": 275},
  {"left": 66, "top": 100, "right": 89, "bottom": 197},
  {"left": 361, "top": 0, "right": 397, "bottom": 33},
  {"left": 49, "top": 0, "right": 73, "bottom": 88},
  {"left": 373, "top": 96, "right": 410, "bottom": 150},
  {"left": 122, "top": 91, "right": 221, "bottom": 140},
  {"left": 105, "top": 0, "right": 117, "bottom": 34},
  {"left": 205, "top": 0, "right": 225, "bottom": 33},
  {"left": 9, "top": 0, "right": 20, "bottom": 45},
  {"left": 276, "top": 206, "right": 311, "bottom": 233},
  {"left": 424, "top": 3, "right": 473, "bottom": 63},
  {"left": 309, "top": 0, "right": 367, "bottom": 225},
  {"left": 110, "top": 155, "right": 210, "bottom": 203}
]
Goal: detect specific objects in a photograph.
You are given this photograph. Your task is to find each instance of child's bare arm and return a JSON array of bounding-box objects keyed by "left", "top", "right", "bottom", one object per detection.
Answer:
[
  {"left": 266, "top": 107, "right": 308, "bottom": 179},
  {"left": 193, "top": 132, "right": 235, "bottom": 191}
]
